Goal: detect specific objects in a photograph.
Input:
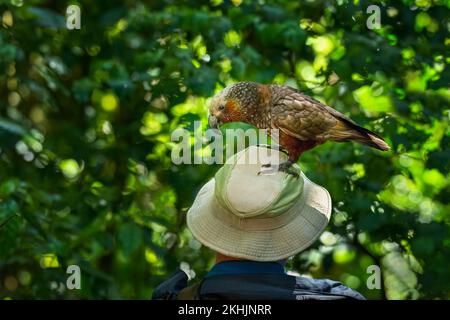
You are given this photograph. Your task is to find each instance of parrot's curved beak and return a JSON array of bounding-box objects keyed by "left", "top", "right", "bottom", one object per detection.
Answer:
[{"left": 208, "top": 114, "right": 220, "bottom": 129}]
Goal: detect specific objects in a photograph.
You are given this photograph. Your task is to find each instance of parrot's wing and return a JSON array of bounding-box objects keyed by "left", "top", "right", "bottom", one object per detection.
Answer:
[
  {"left": 271, "top": 85, "right": 390, "bottom": 151},
  {"left": 271, "top": 86, "right": 340, "bottom": 141}
]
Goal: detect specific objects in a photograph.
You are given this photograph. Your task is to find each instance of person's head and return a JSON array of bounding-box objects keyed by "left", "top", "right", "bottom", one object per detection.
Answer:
[{"left": 187, "top": 146, "right": 332, "bottom": 262}]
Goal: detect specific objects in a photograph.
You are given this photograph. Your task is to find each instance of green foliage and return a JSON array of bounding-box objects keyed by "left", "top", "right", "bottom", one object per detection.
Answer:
[{"left": 0, "top": 0, "right": 449, "bottom": 299}]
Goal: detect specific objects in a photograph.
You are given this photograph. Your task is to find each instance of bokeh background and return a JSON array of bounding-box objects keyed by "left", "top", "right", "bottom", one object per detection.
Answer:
[{"left": 0, "top": 0, "right": 449, "bottom": 299}]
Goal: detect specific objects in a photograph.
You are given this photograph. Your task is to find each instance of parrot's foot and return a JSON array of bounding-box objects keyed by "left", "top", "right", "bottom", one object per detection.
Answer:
[{"left": 258, "top": 160, "right": 299, "bottom": 178}]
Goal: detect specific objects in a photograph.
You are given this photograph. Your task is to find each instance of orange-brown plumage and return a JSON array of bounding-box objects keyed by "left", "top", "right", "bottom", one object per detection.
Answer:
[
  {"left": 221, "top": 100, "right": 243, "bottom": 123},
  {"left": 278, "top": 132, "right": 319, "bottom": 162},
  {"left": 208, "top": 82, "right": 390, "bottom": 164}
]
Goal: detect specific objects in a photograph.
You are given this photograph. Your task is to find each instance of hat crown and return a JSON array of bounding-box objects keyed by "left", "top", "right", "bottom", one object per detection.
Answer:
[{"left": 214, "top": 146, "right": 304, "bottom": 218}]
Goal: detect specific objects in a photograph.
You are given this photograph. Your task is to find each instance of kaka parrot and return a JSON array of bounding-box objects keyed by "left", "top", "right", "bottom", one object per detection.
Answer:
[{"left": 208, "top": 82, "right": 390, "bottom": 174}]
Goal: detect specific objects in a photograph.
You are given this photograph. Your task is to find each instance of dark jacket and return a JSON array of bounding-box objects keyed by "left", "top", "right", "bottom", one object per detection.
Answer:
[{"left": 152, "top": 261, "right": 365, "bottom": 300}]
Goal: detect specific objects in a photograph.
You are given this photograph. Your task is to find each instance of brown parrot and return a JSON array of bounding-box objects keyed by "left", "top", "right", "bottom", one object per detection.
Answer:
[{"left": 208, "top": 82, "right": 390, "bottom": 173}]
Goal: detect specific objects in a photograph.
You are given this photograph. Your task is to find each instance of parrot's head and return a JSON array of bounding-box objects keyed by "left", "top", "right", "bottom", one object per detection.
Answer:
[{"left": 208, "top": 82, "right": 262, "bottom": 128}]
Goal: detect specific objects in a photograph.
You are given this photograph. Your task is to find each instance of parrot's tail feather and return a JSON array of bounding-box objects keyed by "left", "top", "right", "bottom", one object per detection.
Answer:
[
  {"left": 329, "top": 120, "right": 390, "bottom": 151},
  {"left": 354, "top": 132, "right": 390, "bottom": 151}
]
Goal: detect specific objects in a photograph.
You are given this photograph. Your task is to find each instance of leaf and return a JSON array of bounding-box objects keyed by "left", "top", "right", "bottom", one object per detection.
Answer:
[
  {"left": 27, "top": 7, "right": 65, "bottom": 28},
  {"left": 118, "top": 223, "right": 143, "bottom": 256},
  {"left": 0, "top": 117, "right": 27, "bottom": 136}
]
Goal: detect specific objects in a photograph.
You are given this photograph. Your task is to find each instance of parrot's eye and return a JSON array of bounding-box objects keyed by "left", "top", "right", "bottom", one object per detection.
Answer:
[{"left": 219, "top": 104, "right": 225, "bottom": 111}]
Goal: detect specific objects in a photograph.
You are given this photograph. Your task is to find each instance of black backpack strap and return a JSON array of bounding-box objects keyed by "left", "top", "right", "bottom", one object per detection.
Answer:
[{"left": 152, "top": 268, "right": 189, "bottom": 300}]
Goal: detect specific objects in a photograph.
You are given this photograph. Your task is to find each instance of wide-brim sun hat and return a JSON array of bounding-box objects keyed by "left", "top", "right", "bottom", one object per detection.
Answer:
[{"left": 187, "top": 145, "right": 332, "bottom": 262}]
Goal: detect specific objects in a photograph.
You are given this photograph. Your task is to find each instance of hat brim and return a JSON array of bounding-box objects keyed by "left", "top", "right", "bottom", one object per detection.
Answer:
[{"left": 186, "top": 172, "right": 331, "bottom": 262}]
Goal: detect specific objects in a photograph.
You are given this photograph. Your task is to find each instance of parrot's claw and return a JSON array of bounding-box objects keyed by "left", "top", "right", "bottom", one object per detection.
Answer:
[
  {"left": 258, "top": 161, "right": 299, "bottom": 178},
  {"left": 257, "top": 164, "right": 278, "bottom": 176}
]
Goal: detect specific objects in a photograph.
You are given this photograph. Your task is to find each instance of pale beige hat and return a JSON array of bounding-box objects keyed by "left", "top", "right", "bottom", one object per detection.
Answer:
[{"left": 186, "top": 145, "right": 332, "bottom": 261}]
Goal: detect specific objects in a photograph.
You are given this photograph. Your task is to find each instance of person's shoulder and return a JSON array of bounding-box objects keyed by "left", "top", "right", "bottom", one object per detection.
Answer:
[
  {"left": 294, "top": 276, "right": 366, "bottom": 300},
  {"left": 151, "top": 269, "right": 365, "bottom": 300},
  {"left": 199, "top": 273, "right": 366, "bottom": 300}
]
